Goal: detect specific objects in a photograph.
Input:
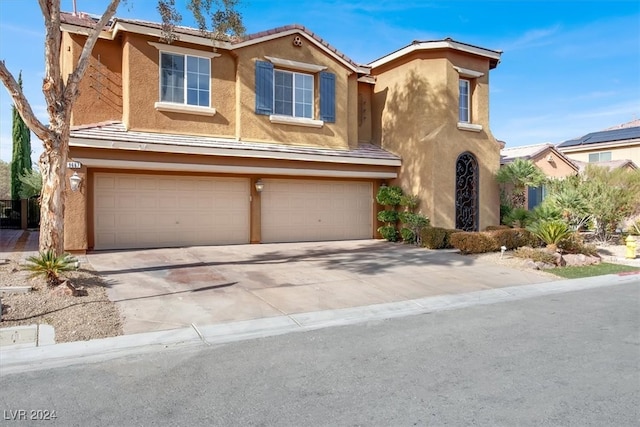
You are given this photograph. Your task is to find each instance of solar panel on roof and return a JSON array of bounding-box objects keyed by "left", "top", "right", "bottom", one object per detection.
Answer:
[{"left": 558, "top": 126, "right": 640, "bottom": 147}]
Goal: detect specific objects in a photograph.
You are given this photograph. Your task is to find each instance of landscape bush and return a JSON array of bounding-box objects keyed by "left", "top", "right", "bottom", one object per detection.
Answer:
[
  {"left": 489, "top": 227, "right": 538, "bottom": 250},
  {"left": 557, "top": 232, "right": 598, "bottom": 256},
  {"left": 449, "top": 231, "right": 499, "bottom": 254},
  {"left": 513, "top": 247, "right": 557, "bottom": 264},
  {"left": 485, "top": 225, "right": 510, "bottom": 231},
  {"left": 421, "top": 227, "right": 447, "bottom": 249}
]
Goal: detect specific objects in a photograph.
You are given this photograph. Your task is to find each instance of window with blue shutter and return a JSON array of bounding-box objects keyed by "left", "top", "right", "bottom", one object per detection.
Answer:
[
  {"left": 255, "top": 60, "right": 274, "bottom": 115},
  {"left": 319, "top": 71, "right": 336, "bottom": 123}
]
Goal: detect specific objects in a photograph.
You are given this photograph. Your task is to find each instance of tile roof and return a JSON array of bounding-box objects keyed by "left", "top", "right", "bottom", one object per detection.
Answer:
[
  {"left": 69, "top": 121, "right": 401, "bottom": 164},
  {"left": 60, "top": 12, "right": 366, "bottom": 72},
  {"left": 557, "top": 125, "right": 640, "bottom": 148},
  {"left": 500, "top": 143, "right": 554, "bottom": 162}
]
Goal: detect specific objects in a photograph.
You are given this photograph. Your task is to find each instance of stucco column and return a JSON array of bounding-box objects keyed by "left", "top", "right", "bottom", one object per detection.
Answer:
[
  {"left": 63, "top": 166, "right": 88, "bottom": 253},
  {"left": 250, "top": 177, "right": 262, "bottom": 244}
]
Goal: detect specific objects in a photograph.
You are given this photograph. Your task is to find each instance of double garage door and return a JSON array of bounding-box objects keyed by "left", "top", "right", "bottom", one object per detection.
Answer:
[{"left": 94, "top": 173, "right": 373, "bottom": 250}]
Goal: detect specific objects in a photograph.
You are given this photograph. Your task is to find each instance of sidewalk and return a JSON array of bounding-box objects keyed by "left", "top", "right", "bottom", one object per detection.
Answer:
[{"left": 0, "top": 229, "right": 39, "bottom": 262}]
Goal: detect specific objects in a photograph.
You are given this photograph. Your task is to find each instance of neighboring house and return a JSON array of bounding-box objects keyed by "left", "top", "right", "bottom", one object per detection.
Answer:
[
  {"left": 556, "top": 119, "right": 640, "bottom": 166},
  {"left": 500, "top": 143, "right": 578, "bottom": 210},
  {"left": 60, "top": 12, "right": 503, "bottom": 252}
]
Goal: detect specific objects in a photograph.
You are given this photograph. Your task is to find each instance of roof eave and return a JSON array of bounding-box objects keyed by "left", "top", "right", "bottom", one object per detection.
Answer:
[{"left": 368, "top": 39, "right": 502, "bottom": 70}]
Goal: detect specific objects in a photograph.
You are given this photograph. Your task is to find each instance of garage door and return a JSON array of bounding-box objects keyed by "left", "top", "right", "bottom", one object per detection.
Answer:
[
  {"left": 261, "top": 179, "right": 373, "bottom": 243},
  {"left": 94, "top": 173, "right": 250, "bottom": 250}
]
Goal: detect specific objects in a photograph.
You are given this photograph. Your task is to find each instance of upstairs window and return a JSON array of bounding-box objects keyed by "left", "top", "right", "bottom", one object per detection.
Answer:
[
  {"left": 274, "top": 70, "right": 313, "bottom": 119},
  {"left": 458, "top": 79, "right": 470, "bottom": 123},
  {"left": 255, "top": 60, "right": 335, "bottom": 126},
  {"left": 588, "top": 152, "right": 612, "bottom": 162},
  {"left": 160, "top": 52, "right": 210, "bottom": 107}
]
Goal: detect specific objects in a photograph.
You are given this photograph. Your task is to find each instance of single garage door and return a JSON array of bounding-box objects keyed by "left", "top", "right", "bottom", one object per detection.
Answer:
[
  {"left": 94, "top": 173, "right": 250, "bottom": 250},
  {"left": 261, "top": 179, "right": 373, "bottom": 243}
]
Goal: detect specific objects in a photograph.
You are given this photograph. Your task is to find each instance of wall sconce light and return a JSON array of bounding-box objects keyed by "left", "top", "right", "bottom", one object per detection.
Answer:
[
  {"left": 69, "top": 172, "right": 82, "bottom": 192},
  {"left": 255, "top": 179, "right": 264, "bottom": 193}
]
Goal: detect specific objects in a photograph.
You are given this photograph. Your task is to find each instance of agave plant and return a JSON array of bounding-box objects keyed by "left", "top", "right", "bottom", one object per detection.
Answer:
[
  {"left": 527, "top": 220, "right": 573, "bottom": 252},
  {"left": 25, "top": 250, "right": 77, "bottom": 287}
]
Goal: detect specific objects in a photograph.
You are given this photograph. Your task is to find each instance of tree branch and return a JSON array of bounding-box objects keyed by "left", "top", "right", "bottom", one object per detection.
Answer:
[
  {"left": 64, "top": 0, "right": 121, "bottom": 105},
  {"left": 39, "top": 0, "right": 64, "bottom": 113},
  {"left": 0, "top": 61, "right": 50, "bottom": 141}
]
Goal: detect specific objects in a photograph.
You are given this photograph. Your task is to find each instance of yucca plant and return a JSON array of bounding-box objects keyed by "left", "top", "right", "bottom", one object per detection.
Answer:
[
  {"left": 527, "top": 220, "right": 573, "bottom": 252},
  {"left": 25, "top": 250, "right": 77, "bottom": 287}
]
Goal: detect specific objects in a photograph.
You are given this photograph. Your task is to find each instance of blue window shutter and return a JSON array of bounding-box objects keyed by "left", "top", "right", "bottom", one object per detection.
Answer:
[
  {"left": 255, "top": 60, "right": 274, "bottom": 115},
  {"left": 319, "top": 71, "right": 336, "bottom": 123}
]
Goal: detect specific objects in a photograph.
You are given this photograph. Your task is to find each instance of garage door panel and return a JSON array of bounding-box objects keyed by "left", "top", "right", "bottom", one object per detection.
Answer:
[
  {"left": 262, "top": 179, "right": 372, "bottom": 243},
  {"left": 94, "top": 173, "right": 250, "bottom": 250}
]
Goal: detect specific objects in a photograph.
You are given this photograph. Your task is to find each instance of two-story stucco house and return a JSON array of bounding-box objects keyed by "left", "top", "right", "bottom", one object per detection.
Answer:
[{"left": 60, "top": 12, "right": 503, "bottom": 252}]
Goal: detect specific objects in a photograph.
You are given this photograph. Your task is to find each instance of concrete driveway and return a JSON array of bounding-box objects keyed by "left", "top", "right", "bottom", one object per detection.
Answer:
[{"left": 86, "top": 240, "right": 554, "bottom": 334}]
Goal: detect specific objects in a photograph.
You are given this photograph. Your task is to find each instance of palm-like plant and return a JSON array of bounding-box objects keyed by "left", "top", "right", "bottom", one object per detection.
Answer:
[
  {"left": 527, "top": 220, "right": 573, "bottom": 252},
  {"left": 496, "top": 158, "right": 546, "bottom": 209},
  {"left": 25, "top": 250, "right": 77, "bottom": 287}
]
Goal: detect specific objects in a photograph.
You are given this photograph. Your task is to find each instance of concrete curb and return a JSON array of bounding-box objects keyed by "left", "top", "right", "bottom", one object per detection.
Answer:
[{"left": 1, "top": 273, "right": 638, "bottom": 375}]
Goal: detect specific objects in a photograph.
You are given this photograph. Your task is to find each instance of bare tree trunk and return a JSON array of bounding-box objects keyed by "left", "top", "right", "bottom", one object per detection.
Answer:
[{"left": 38, "top": 125, "right": 69, "bottom": 254}]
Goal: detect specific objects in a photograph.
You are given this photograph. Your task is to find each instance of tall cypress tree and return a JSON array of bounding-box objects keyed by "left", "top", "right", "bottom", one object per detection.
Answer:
[{"left": 11, "top": 72, "right": 32, "bottom": 200}]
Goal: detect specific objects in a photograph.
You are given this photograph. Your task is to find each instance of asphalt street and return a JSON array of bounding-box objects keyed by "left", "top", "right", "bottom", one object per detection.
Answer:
[{"left": 1, "top": 280, "right": 639, "bottom": 426}]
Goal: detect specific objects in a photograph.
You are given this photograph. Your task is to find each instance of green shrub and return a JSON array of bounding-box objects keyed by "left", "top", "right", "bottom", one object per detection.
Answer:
[
  {"left": 527, "top": 220, "right": 573, "bottom": 250},
  {"left": 399, "top": 212, "right": 429, "bottom": 245},
  {"left": 25, "top": 250, "right": 77, "bottom": 287},
  {"left": 421, "top": 227, "right": 447, "bottom": 249},
  {"left": 513, "top": 247, "right": 557, "bottom": 264},
  {"left": 376, "top": 185, "right": 403, "bottom": 206},
  {"left": 377, "top": 225, "right": 399, "bottom": 242},
  {"left": 399, "top": 194, "right": 420, "bottom": 211},
  {"left": 449, "top": 232, "right": 499, "bottom": 254},
  {"left": 377, "top": 210, "right": 399, "bottom": 223},
  {"left": 503, "top": 208, "right": 534, "bottom": 228},
  {"left": 532, "top": 203, "right": 563, "bottom": 222},
  {"left": 400, "top": 228, "right": 415, "bottom": 243}
]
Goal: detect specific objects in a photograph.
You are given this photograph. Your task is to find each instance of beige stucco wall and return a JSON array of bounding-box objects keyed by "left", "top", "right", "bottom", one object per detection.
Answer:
[
  {"left": 63, "top": 166, "right": 88, "bottom": 252},
  {"left": 531, "top": 149, "right": 577, "bottom": 178},
  {"left": 233, "top": 35, "right": 356, "bottom": 149},
  {"left": 371, "top": 50, "right": 500, "bottom": 230},
  {"left": 65, "top": 33, "right": 123, "bottom": 126},
  {"left": 122, "top": 33, "right": 237, "bottom": 137},
  {"left": 357, "top": 82, "right": 373, "bottom": 143},
  {"left": 559, "top": 143, "right": 640, "bottom": 166}
]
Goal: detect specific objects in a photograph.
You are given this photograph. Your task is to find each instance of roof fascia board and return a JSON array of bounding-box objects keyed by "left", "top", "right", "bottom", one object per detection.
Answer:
[
  {"left": 369, "top": 40, "right": 501, "bottom": 69},
  {"left": 61, "top": 22, "right": 114, "bottom": 40},
  {"left": 69, "top": 137, "right": 402, "bottom": 167},
  {"left": 114, "top": 21, "right": 231, "bottom": 49},
  {"left": 73, "top": 158, "right": 398, "bottom": 179}
]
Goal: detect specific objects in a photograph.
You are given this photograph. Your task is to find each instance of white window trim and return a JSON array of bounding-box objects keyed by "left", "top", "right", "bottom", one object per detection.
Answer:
[
  {"left": 273, "top": 69, "right": 314, "bottom": 120},
  {"left": 459, "top": 78, "right": 471, "bottom": 124},
  {"left": 154, "top": 102, "right": 217, "bottom": 116},
  {"left": 265, "top": 56, "right": 327, "bottom": 73},
  {"left": 453, "top": 66, "right": 484, "bottom": 78},
  {"left": 148, "top": 41, "right": 221, "bottom": 59},
  {"left": 151, "top": 42, "right": 218, "bottom": 110},
  {"left": 269, "top": 115, "right": 324, "bottom": 128},
  {"left": 457, "top": 122, "right": 483, "bottom": 132}
]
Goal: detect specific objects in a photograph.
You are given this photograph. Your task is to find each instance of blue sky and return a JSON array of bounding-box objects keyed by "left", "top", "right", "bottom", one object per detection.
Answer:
[{"left": 0, "top": 0, "right": 639, "bottom": 163}]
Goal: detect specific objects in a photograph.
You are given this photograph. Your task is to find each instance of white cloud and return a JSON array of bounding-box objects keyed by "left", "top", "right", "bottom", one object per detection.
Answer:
[{"left": 500, "top": 25, "right": 560, "bottom": 51}]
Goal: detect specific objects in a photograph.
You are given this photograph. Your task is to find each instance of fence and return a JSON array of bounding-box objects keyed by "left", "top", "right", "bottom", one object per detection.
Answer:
[{"left": 0, "top": 198, "right": 40, "bottom": 229}]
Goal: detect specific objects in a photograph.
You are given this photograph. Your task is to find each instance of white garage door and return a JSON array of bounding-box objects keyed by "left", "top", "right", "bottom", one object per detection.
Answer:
[
  {"left": 261, "top": 179, "right": 373, "bottom": 243},
  {"left": 94, "top": 173, "right": 250, "bottom": 250}
]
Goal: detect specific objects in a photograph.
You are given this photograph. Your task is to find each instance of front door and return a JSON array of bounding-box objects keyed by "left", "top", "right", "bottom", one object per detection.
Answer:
[{"left": 455, "top": 152, "right": 478, "bottom": 231}]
